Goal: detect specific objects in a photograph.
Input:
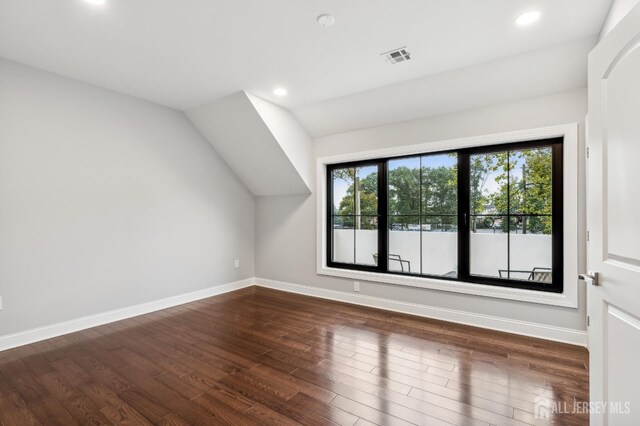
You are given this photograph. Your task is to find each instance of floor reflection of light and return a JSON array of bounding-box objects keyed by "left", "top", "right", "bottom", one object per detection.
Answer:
[{"left": 332, "top": 325, "right": 393, "bottom": 417}]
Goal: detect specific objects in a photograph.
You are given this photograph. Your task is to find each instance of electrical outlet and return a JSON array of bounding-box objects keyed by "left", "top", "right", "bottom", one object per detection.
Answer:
[
  {"left": 353, "top": 282, "right": 360, "bottom": 292},
  {"left": 234, "top": 259, "right": 240, "bottom": 268}
]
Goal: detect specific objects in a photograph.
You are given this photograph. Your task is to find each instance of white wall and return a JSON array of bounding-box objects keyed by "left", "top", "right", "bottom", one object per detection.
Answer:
[
  {"left": 256, "top": 88, "right": 587, "bottom": 332},
  {"left": 0, "top": 58, "right": 255, "bottom": 336}
]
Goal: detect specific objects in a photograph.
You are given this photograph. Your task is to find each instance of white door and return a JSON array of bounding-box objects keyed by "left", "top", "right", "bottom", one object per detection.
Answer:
[{"left": 587, "top": 3, "right": 640, "bottom": 425}]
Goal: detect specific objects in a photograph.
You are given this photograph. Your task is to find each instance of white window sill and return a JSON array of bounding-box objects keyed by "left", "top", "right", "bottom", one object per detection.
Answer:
[{"left": 318, "top": 266, "right": 577, "bottom": 307}]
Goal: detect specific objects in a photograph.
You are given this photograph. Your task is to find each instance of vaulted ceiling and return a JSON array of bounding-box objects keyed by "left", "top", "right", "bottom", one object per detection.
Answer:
[
  {"left": 0, "top": 0, "right": 611, "bottom": 113},
  {"left": 0, "top": 0, "right": 613, "bottom": 197},
  {"left": 187, "top": 92, "right": 312, "bottom": 196}
]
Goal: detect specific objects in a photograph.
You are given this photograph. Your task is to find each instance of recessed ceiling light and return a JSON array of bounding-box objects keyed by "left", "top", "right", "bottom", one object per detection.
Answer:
[
  {"left": 317, "top": 14, "right": 335, "bottom": 28},
  {"left": 273, "top": 88, "right": 287, "bottom": 97},
  {"left": 516, "top": 10, "right": 541, "bottom": 26},
  {"left": 84, "top": 0, "right": 106, "bottom": 5}
]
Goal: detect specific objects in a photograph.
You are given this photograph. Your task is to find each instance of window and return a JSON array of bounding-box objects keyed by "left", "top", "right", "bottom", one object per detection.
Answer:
[
  {"left": 327, "top": 138, "right": 563, "bottom": 292},
  {"left": 331, "top": 164, "right": 379, "bottom": 265}
]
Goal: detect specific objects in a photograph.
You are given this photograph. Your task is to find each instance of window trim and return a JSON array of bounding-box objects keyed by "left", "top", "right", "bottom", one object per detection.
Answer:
[
  {"left": 316, "top": 124, "right": 579, "bottom": 308},
  {"left": 327, "top": 139, "right": 563, "bottom": 292}
]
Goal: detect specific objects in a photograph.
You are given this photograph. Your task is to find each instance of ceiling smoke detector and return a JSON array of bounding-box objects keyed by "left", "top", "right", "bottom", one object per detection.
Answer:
[
  {"left": 381, "top": 47, "right": 411, "bottom": 64},
  {"left": 317, "top": 14, "right": 335, "bottom": 28}
]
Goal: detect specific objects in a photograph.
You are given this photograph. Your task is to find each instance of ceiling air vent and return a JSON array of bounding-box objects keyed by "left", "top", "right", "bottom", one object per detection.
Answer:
[{"left": 381, "top": 47, "right": 411, "bottom": 64}]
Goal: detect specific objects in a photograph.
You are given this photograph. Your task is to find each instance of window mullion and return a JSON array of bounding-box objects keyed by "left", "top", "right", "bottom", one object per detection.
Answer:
[
  {"left": 458, "top": 151, "right": 471, "bottom": 281},
  {"left": 552, "top": 143, "right": 564, "bottom": 291},
  {"left": 379, "top": 161, "right": 388, "bottom": 273},
  {"left": 327, "top": 166, "right": 333, "bottom": 265},
  {"left": 353, "top": 167, "right": 356, "bottom": 264},
  {"left": 507, "top": 152, "right": 511, "bottom": 279},
  {"left": 419, "top": 156, "right": 423, "bottom": 275}
]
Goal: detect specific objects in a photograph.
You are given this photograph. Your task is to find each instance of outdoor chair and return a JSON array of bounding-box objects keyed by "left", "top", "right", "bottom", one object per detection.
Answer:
[{"left": 372, "top": 253, "right": 411, "bottom": 273}]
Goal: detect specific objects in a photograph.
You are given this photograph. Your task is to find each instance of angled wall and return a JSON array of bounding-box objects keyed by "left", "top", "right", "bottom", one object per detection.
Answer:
[
  {"left": 600, "top": 0, "right": 640, "bottom": 38},
  {"left": 187, "top": 92, "right": 312, "bottom": 196}
]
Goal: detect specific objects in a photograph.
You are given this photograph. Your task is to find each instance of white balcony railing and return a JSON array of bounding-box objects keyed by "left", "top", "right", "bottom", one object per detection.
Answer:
[{"left": 333, "top": 230, "right": 552, "bottom": 278}]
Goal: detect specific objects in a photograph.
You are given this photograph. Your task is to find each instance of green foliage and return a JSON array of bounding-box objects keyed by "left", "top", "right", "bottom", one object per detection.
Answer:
[
  {"left": 387, "top": 158, "right": 458, "bottom": 220},
  {"left": 334, "top": 168, "right": 378, "bottom": 229},
  {"left": 470, "top": 155, "right": 492, "bottom": 216},
  {"left": 388, "top": 166, "right": 420, "bottom": 216},
  {"left": 481, "top": 148, "right": 552, "bottom": 234},
  {"left": 332, "top": 148, "right": 552, "bottom": 234},
  {"left": 422, "top": 165, "right": 458, "bottom": 214},
  {"left": 334, "top": 158, "right": 458, "bottom": 230}
]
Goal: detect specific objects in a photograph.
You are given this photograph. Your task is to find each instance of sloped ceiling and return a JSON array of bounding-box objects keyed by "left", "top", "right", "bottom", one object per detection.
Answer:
[
  {"left": 187, "top": 92, "right": 312, "bottom": 196},
  {"left": 0, "top": 1, "right": 613, "bottom": 196}
]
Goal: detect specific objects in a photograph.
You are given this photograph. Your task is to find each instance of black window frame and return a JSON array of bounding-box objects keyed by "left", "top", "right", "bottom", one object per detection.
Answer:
[{"left": 326, "top": 137, "right": 564, "bottom": 293}]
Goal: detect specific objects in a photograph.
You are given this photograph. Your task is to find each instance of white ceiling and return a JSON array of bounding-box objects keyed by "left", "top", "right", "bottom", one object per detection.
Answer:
[
  {"left": 293, "top": 36, "right": 596, "bottom": 137},
  {"left": 0, "top": 0, "right": 611, "bottom": 112}
]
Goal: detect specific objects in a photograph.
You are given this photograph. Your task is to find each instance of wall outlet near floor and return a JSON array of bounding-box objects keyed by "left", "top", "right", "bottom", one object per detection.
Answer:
[
  {"left": 234, "top": 259, "right": 240, "bottom": 268},
  {"left": 353, "top": 282, "right": 360, "bottom": 292}
]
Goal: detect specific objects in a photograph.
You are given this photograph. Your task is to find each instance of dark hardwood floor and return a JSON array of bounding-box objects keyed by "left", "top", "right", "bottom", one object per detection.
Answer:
[{"left": 0, "top": 286, "right": 589, "bottom": 425}]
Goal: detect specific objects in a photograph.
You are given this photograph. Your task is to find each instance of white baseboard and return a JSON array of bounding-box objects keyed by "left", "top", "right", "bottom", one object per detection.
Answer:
[
  {"left": 0, "top": 278, "right": 255, "bottom": 352},
  {"left": 255, "top": 277, "right": 587, "bottom": 347},
  {"left": 0, "top": 275, "right": 586, "bottom": 353}
]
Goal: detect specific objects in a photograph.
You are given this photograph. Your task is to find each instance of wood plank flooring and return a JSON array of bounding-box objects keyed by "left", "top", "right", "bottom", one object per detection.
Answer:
[{"left": 0, "top": 286, "right": 589, "bottom": 425}]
